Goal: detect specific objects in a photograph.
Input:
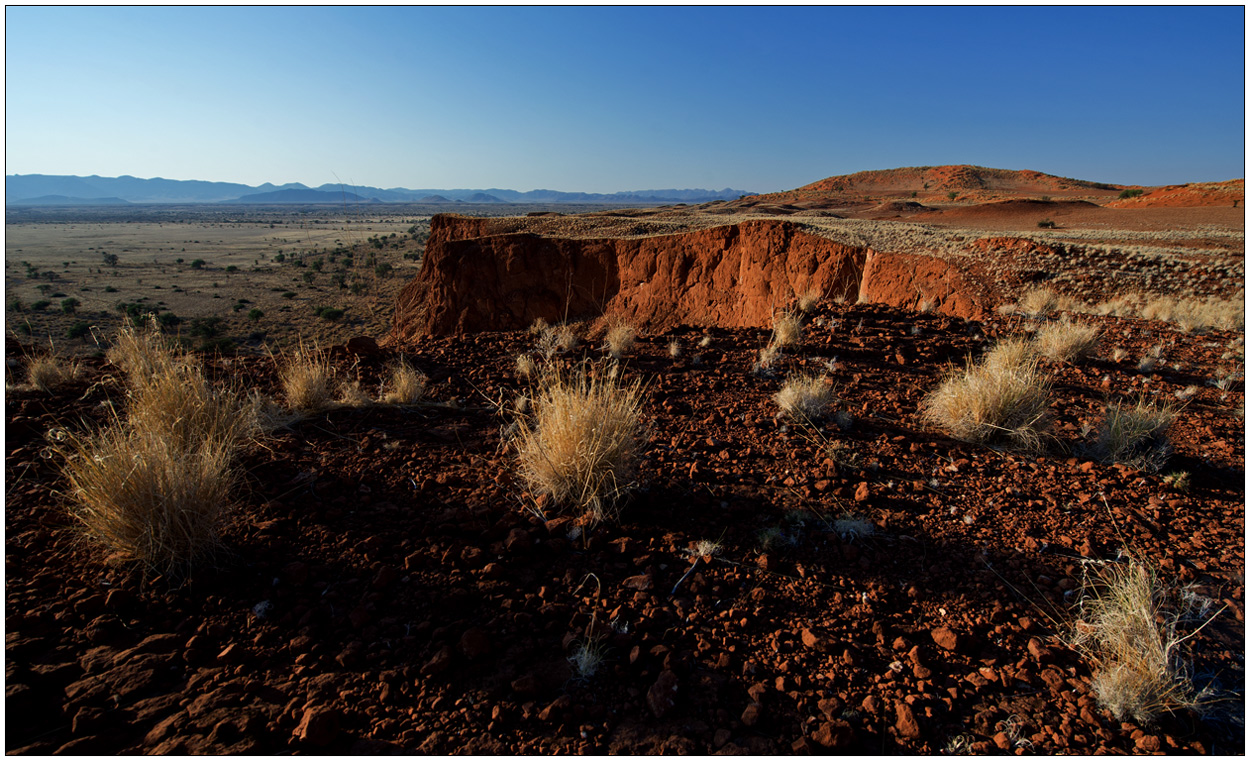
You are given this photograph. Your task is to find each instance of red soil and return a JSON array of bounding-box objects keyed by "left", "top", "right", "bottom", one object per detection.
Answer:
[
  {"left": 795, "top": 166, "right": 1118, "bottom": 197},
  {"left": 1105, "top": 179, "right": 1245, "bottom": 208},
  {"left": 6, "top": 302, "right": 1244, "bottom": 755},
  {"left": 736, "top": 166, "right": 1244, "bottom": 212}
]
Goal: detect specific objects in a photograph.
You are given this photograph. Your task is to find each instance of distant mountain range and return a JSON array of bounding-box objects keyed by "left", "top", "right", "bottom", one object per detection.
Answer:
[{"left": 5, "top": 174, "right": 753, "bottom": 206}]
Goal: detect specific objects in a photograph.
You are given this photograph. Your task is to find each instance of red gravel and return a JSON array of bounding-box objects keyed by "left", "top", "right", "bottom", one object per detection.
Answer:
[{"left": 5, "top": 302, "right": 1244, "bottom": 754}]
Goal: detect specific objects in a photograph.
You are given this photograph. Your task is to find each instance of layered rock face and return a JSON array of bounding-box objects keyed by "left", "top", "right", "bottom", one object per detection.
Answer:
[{"left": 390, "top": 214, "right": 987, "bottom": 340}]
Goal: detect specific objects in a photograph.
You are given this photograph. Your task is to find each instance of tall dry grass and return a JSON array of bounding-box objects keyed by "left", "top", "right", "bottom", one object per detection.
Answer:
[
  {"left": 275, "top": 342, "right": 337, "bottom": 412},
  {"left": 1089, "top": 397, "right": 1178, "bottom": 472},
  {"left": 382, "top": 359, "right": 428, "bottom": 404},
  {"left": 604, "top": 322, "right": 637, "bottom": 360},
  {"left": 62, "top": 322, "right": 252, "bottom": 577},
  {"left": 1034, "top": 320, "right": 1100, "bottom": 363},
  {"left": 920, "top": 338, "right": 1052, "bottom": 452},
  {"left": 26, "top": 353, "right": 82, "bottom": 392},
  {"left": 1071, "top": 559, "right": 1215, "bottom": 724},
  {"left": 515, "top": 365, "right": 645, "bottom": 526},
  {"left": 771, "top": 310, "right": 803, "bottom": 348},
  {"left": 1017, "top": 287, "right": 1081, "bottom": 317}
]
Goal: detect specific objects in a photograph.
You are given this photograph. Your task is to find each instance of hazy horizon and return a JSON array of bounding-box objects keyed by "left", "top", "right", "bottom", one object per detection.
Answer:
[{"left": 5, "top": 7, "right": 1245, "bottom": 193}]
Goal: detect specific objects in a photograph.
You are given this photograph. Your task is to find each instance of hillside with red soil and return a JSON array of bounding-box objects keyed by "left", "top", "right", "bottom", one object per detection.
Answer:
[
  {"left": 732, "top": 166, "right": 1244, "bottom": 212},
  {"left": 1105, "top": 179, "right": 1244, "bottom": 208},
  {"left": 796, "top": 166, "right": 1117, "bottom": 197}
]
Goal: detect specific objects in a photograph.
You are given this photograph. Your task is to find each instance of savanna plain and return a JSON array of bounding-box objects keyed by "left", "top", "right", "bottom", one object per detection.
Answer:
[{"left": 5, "top": 169, "right": 1246, "bottom": 754}]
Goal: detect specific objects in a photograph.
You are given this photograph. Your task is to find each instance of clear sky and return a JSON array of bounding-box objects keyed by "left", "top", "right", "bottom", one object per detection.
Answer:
[{"left": 5, "top": 6, "right": 1245, "bottom": 193}]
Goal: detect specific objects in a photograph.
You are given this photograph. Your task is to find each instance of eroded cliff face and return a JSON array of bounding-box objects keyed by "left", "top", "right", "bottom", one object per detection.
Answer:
[{"left": 389, "top": 215, "right": 988, "bottom": 340}]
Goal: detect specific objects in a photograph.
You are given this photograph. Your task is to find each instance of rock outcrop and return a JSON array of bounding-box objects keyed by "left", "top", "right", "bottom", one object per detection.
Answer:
[{"left": 389, "top": 214, "right": 989, "bottom": 340}]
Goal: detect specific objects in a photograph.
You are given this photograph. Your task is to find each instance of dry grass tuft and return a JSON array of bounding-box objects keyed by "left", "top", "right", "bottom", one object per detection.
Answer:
[
  {"left": 106, "top": 319, "right": 186, "bottom": 390},
  {"left": 538, "top": 323, "right": 579, "bottom": 359},
  {"left": 1034, "top": 320, "right": 1100, "bottom": 363},
  {"left": 26, "top": 353, "right": 82, "bottom": 392},
  {"left": 774, "top": 374, "right": 833, "bottom": 423},
  {"left": 61, "top": 422, "right": 238, "bottom": 578},
  {"left": 60, "top": 327, "right": 252, "bottom": 578},
  {"left": 797, "top": 287, "right": 823, "bottom": 314},
  {"left": 920, "top": 338, "right": 1052, "bottom": 452},
  {"left": 604, "top": 322, "right": 637, "bottom": 360},
  {"left": 382, "top": 359, "right": 428, "bottom": 404},
  {"left": 667, "top": 339, "right": 681, "bottom": 359},
  {"left": 1089, "top": 397, "right": 1178, "bottom": 472},
  {"left": 515, "top": 353, "right": 538, "bottom": 379},
  {"left": 276, "top": 342, "right": 336, "bottom": 412},
  {"left": 567, "top": 637, "right": 608, "bottom": 679},
  {"left": 771, "top": 310, "right": 803, "bottom": 348},
  {"left": 126, "top": 360, "right": 253, "bottom": 449},
  {"left": 1071, "top": 558, "right": 1215, "bottom": 724},
  {"left": 515, "top": 365, "right": 645, "bottom": 526},
  {"left": 1017, "top": 287, "right": 1080, "bottom": 317}
]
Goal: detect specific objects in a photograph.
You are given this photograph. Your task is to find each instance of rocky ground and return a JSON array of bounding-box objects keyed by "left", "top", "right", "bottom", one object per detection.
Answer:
[{"left": 5, "top": 300, "right": 1245, "bottom": 754}]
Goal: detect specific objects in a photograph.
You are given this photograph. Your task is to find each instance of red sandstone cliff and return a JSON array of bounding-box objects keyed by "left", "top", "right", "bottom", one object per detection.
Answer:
[{"left": 389, "top": 215, "right": 991, "bottom": 341}]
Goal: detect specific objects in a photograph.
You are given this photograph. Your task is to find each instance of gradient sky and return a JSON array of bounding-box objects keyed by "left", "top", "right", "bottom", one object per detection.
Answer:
[{"left": 5, "top": 6, "right": 1245, "bottom": 193}]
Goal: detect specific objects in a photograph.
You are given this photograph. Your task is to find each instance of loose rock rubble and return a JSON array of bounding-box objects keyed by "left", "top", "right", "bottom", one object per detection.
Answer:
[{"left": 5, "top": 298, "right": 1244, "bottom": 754}]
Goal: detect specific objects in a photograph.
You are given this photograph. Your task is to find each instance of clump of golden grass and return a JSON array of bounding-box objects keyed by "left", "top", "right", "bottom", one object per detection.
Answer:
[
  {"left": 382, "top": 359, "right": 428, "bottom": 404},
  {"left": 1089, "top": 397, "right": 1178, "bottom": 471},
  {"left": 1017, "top": 287, "right": 1080, "bottom": 317},
  {"left": 125, "top": 359, "right": 253, "bottom": 449},
  {"left": 604, "top": 322, "right": 636, "bottom": 360},
  {"left": 26, "top": 353, "right": 82, "bottom": 392},
  {"left": 771, "top": 310, "right": 803, "bottom": 348},
  {"left": 774, "top": 374, "right": 833, "bottom": 423},
  {"left": 919, "top": 338, "right": 1052, "bottom": 452},
  {"left": 106, "top": 318, "right": 186, "bottom": 390},
  {"left": 61, "top": 420, "right": 239, "bottom": 578},
  {"left": 797, "top": 287, "right": 823, "bottom": 314},
  {"left": 276, "top": 342, "right": 336, "bottom": 412},
  {"left": 1090, "top": 292, "right": 1244, "bottom": 333},
  {"left": 1033, "top": 320, "right": 1100, "bottom": 363},
  {"left": 667, "top": 339, "right": 681, "bottom": 359},
  {"left": 61, "top": 325, "right": 252, "bottom": 578},
  {"left": 514, "top": 364, "right": 645, "bottom": 526},
  {"left": 1071, "top": 558, "right": 1215, "bottom": 724}
]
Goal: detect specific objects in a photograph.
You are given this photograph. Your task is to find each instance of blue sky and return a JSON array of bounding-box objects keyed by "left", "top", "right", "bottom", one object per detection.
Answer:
[{"left": 5, "top": 6, "right": 1244, "bottom": 192}]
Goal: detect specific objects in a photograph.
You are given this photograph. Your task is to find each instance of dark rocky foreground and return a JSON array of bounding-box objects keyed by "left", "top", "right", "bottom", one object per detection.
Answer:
[{"left": 5, "top": 302, "right": 1244, "bottom": 754}]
